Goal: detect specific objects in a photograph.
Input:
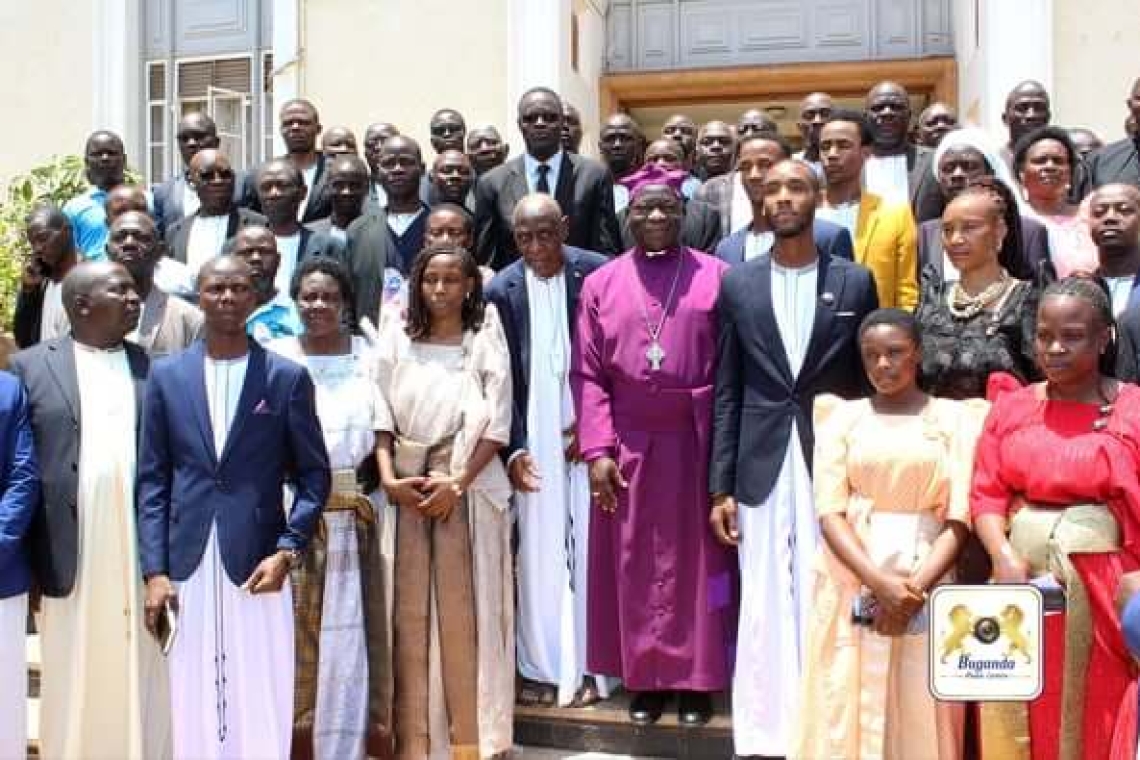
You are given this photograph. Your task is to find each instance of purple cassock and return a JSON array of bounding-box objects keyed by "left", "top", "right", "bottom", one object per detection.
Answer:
[{"left": 571, "top": 246, "right": 734, "bottom": 692}]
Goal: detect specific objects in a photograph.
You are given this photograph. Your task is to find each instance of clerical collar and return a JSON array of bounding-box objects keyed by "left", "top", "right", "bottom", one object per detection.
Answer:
[{"left": 642, "top": 247, "right": 677, "bottom": 259}]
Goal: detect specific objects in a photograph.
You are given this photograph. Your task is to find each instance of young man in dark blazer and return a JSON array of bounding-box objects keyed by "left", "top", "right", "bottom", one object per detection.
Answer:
[
  {"left": 138, "top": 255, "right": 329, "bottom": 759},
  {"left": 709, "top": 160, "right": 876, "bottom": 759},
  {"left": 474, "top": 87, "right": 620, "bottom": 269}
]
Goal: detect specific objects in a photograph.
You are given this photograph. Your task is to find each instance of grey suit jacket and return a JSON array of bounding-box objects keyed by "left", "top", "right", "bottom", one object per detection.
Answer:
[
  {"left": 474, "top": 153, "right": 620, "bottom": 269},
  {"left": 135, "top": 287, "right": 204, "bottom": 358},
  {"left": 8, "top": 337, "right": 149, "bottom": 596}
]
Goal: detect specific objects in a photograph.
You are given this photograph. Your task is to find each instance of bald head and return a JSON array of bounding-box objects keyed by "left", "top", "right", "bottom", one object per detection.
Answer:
[
  {"left": 84, "top": 130, "right": 126, "bottom": 190},
  {"left": 1003, "top": 80, "right": 1051, "bottom": 144},
  {"left": 105, "top": 184, "right": 150, "bottom": 225},
  {"left": 512, "top": 194, "right": 567, "bottom": 277},
  {"left": 512, "top": 193, "right": 563, "bottom": 227},
  {"left": 320, "top": 126, "right": 358, "bottom": 157},
  {"left": 26, "top": 204, "right": 70, "bottom": 231},
  {"left": 62, "top": 260, "right": 120, "bottom": 312},
  {"left": 61, "top": 261, "right": 139, "bottom": 348},
  {"left": 865, "top": 81, "right": 911, "bottom": 151},
  {"left": 200, "top": 252, "right": 254, "bottom": 283},
  {"left": 1089, "top": 183, "right": 1140, "bottom": 257},
  {"left": 737, "top": 109, "right": 778, "bottom": 139}
]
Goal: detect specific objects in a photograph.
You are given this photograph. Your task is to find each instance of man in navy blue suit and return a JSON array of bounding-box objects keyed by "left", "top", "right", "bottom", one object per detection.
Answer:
[
  {"left": 710, "top": 160, "right": 876, "bottom": 758},
  {"left": 485, "top": 194, "right": 608, "bottom": 708},
  {"left": 0, "top": 371, "right": 38, "bottom": 759},
  {"left": 713, "top": 134, "right": 855, "bottom": 266},
  {"left": 138, "top": 255, "right": 330, "bottom": 759}
]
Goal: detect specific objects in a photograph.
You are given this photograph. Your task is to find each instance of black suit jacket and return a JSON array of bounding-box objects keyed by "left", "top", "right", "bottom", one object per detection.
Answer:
[
  {"left": 152, "top": 173, "right": 244, "bottom": 239},
  {"left": 713, "top": 219, "right": 855, "bottom": 266},
  {"left": 484, "top": 246, "right": 609, "bottom": 459},
  {"left": 710, "top": 252, "right": 877, "bottom": 504},
  {"left": 8, "top": 338, "right": 148, "bottom": 596},
  {"left": 618, "top": 198, "right": 722, "bottom": 253},
  {"left": 13, "top": 284, "right": 46, "bottom": 350},
  {"left": 917, "top": 215, "right": 1053, "bottom": 283},
  {"left": 340, "top": 211, "right": 397, "bottom": 328},
  {"left": 474, "top": 153, "right": 620, "bottom": 269},
  {"left": 166, "top": 208, "right": 267, "bottom": 266},
  {"left": 241, "top": 154, "right": 332, "bottom": 224}
]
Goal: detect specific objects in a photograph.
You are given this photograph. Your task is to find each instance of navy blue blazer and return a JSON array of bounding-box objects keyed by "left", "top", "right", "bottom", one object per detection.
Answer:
[
  {"left": 137, "top": 341, "right": 330, "bottom": 586},
  {"left": 484, "top": 246, "right": 609, "bottom": 460},
  {"left": 710, "top": 251, "right": 878, "bottom": 505},
  {"left": 0, "top": 372, "right": 38, "bottom": 599},
  {"left": 713, "top": 218, "right": 855, "bottom": 266}
]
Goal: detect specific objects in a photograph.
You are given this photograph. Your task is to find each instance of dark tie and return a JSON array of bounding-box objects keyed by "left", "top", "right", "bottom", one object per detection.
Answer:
[{"left": 536, "top": 163, "right": 551, "bottom": 194}]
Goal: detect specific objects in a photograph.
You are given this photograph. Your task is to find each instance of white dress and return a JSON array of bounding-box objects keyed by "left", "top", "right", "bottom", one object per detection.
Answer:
[{"left": 270, "top": 336, "right": 386, "bottom": 760}]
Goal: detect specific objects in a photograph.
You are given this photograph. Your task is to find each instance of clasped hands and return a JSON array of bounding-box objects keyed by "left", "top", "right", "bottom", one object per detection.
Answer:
[{"left": 384, "top": 473, "right": 464, "bottom": 520}]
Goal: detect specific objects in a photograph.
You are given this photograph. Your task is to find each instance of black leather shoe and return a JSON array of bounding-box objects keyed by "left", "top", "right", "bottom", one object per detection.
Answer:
[
  {"left": 629, "top": 691, "right": 667, "bottom": 725},
  {"left": 677, "top": 691, "right": 712, "bottom": 727}
]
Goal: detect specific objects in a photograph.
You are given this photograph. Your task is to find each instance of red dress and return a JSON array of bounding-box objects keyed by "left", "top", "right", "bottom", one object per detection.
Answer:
[{"left": 971, "top": 381, "right": 1140, "bottom": 760}]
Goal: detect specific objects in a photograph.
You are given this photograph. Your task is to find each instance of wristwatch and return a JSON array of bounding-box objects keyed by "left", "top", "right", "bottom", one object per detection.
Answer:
[{"left": 281, "top": 548, "right": 303, "bottom": 570}]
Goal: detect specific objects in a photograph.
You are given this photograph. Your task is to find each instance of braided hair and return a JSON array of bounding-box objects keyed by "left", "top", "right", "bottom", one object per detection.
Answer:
[
  {"left": 955, "top": 177, "right": 1040, "bottom": 282},
  {"left": 1041, "top": 273, "right": 1117, "bottom": 376}
]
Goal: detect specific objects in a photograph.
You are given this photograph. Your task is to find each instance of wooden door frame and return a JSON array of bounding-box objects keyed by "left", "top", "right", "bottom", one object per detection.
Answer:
[{"left": 599, "top": 57, "right": 957, "bottom": 117}]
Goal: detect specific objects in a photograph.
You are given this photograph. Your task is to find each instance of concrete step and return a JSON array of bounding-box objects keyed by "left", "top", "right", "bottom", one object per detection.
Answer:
[{"left": 514, "top": 690, "right": 732, "bottom": 759}]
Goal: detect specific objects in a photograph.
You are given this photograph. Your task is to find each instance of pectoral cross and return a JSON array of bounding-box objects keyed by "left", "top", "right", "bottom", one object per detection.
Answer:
[{"left": 646, "top": 340, "right": 666, "bottom": 371}]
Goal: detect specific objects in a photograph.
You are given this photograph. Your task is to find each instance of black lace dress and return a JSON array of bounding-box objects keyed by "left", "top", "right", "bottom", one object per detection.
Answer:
[{"left": 915, "top": 267, "right": 1041, "bottom": 400}]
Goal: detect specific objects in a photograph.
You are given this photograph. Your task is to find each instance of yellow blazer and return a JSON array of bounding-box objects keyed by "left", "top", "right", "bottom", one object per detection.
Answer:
[{"left": 854, "top": 192, "right": 919, "bottom": 311}]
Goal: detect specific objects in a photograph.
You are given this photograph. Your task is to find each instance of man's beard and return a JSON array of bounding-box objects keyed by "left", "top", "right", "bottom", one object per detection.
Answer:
[{"left": 773, "top": 217, "right": 811, "bottom": 238}]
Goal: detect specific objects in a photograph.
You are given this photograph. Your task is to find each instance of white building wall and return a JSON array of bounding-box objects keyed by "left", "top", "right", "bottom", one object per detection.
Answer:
[
  {"left": 1053, "top": 0, "right": 1140, "bottom": 141},
  {"left": 0, "top": 3, "right": 96, "bottom": 188},
  {"left": 954, "top": 0, "right": 1054, "bottom": 143},
  {"left": 295, "top": 0, "right": 510, "bottom": 157}
]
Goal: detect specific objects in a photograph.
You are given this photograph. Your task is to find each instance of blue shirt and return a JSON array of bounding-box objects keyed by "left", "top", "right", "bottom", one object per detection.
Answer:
[
  {"left": 62, "top": 188, "right": 109, "bottom": 261},
  {"left": 63, "top": 186, "right": 154, "bottom": 261},
  {"left": 524, "top": 150, "right": 563, "bottom": 194},
  {"left": 246, "top": 292, "right": 303, "bottom": 345}
]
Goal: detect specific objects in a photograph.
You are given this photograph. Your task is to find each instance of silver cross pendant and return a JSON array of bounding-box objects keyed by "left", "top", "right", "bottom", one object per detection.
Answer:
[{"left": 646, "top": 340, "right": 666, "bottom": 371}]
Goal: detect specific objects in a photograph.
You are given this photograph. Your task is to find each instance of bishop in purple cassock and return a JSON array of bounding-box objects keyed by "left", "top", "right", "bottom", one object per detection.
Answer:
[{"left": 570, "top": 169, "right": 734, "bottom": 727}]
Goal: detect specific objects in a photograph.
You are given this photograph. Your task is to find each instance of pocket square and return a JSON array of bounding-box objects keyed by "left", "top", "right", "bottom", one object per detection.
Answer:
[
  {"left": 836, "top": 310, "right": 856, "bottom": 317},
  {"left": 253, "top": 399, "right": 271, "bottom": 414}
]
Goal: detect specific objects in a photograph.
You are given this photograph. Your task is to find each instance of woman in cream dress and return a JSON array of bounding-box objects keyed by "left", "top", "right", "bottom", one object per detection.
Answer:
[
  {"left": 374, "top": 243, "right": 514, "bottom": 760},
  {"left": 794, "top": 309, "right": 986, "bottom": 760}
]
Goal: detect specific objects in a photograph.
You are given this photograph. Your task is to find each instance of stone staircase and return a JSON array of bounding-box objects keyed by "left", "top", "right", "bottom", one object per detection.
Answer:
[
  {"left": 25, "top": 636, "right": 702, "bottom": 760},
  {"left": 515, "top": 690, "right": 733, "bottom": 759}
]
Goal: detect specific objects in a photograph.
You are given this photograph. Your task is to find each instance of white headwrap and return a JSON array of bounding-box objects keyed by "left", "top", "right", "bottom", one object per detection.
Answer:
[{"left": 931, "top": 127, "right": 1023, "bottom": 206}]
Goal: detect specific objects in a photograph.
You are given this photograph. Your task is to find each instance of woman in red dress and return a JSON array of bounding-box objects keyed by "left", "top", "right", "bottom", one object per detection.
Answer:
[{"left": 971, "top": 275, "right": 1140, "bottom": 760}]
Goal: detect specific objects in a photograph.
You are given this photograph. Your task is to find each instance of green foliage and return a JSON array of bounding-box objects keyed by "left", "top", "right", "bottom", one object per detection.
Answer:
[{"left": 0, "top": 156, "right": 140, "bottom": 330}]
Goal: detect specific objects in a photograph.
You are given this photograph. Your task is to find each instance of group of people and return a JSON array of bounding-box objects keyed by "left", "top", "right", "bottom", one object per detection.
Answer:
[{"left": 3, "top": 73, "right": 1140, "bottom": 760}]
